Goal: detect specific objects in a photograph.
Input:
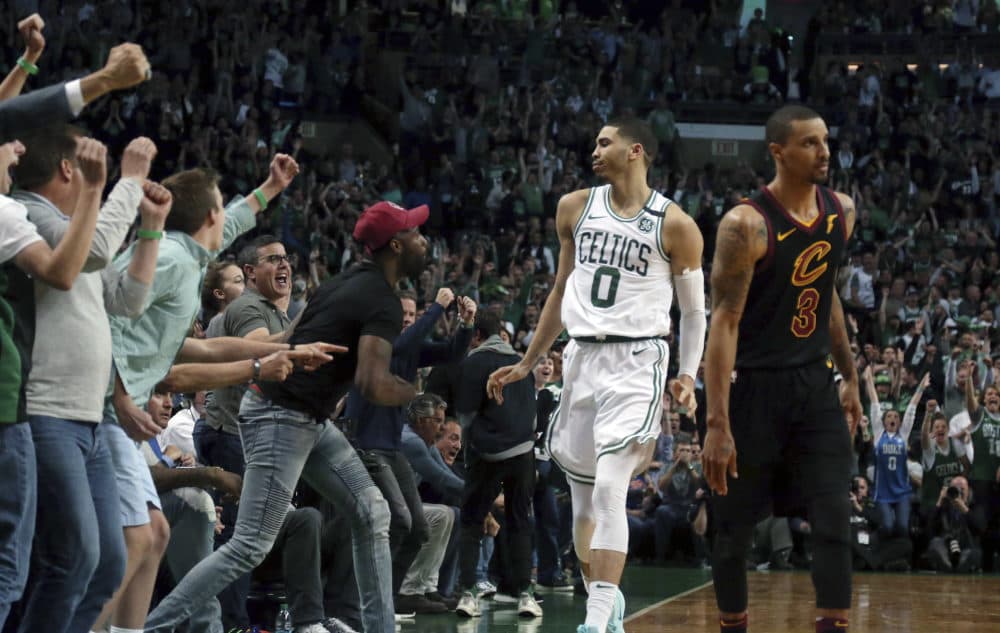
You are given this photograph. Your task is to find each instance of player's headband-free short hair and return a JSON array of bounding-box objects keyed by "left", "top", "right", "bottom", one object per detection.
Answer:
[{"left": 765, "top": 105, "right": 824, "bottom": 145}]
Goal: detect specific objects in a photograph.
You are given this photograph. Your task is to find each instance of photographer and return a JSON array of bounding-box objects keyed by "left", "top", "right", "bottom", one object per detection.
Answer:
[
  {"left": 849, "top": 476, "right": 880, "bottom": 570},
  {"left": 653, "top": 432, "right": 709, "bottom": 567},
  {"left": 926, "top": 476, "right": 984, "bottom": 572}
]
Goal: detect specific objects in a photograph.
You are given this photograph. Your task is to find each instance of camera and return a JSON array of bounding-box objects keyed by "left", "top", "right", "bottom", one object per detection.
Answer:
[{"left": 947, "top": 485, "right": 961, "bottom": 500}]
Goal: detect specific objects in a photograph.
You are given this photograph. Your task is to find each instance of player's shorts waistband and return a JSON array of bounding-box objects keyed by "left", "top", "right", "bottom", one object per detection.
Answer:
[{"left": 572, "top": 335, "right": 668, "bottom": 344}]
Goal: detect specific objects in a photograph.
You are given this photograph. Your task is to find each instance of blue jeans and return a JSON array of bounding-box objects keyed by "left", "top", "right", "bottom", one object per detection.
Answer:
[
  {"left": 145, "top": 391, "right": 394, "bottom": 633},
  {"left": 18, "top": 418, "right": 125, "bottom": 633},
  {"left": 876, "top": 499, "right": 910, "bottom": 539},
  {"left": 0, "top": 423, "right": 35, "bottom": 628},
  {"left": 436, "top": 507, "right": 460, "bottom": 597},
  {"left": 476, "top": 536, "right": 495, "bottom": 583}
]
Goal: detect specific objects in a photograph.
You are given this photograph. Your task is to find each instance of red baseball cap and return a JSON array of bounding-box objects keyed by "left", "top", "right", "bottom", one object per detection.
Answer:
[{"left": 353, "top": 201, "right": 429, "bottom": 252}]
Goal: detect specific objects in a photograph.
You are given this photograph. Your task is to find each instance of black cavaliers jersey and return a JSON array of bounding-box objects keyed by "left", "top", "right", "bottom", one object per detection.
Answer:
[{"left": 735, "top": 186, "right": 849, "bottom": 369}]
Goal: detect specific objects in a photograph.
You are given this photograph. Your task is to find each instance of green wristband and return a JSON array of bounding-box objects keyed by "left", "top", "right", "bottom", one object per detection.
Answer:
[
  {"left": 253, "top": 188, "right": 268, "bottom": 210},
  {"left": 16, "top": 57, "right": 38, "bottom": 75},
  {"left": 136, "top": 228, "right": 163, "bottom": 240}
]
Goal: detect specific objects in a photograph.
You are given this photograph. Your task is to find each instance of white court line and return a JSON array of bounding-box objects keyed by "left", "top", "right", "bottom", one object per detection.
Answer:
[{"left": 624, "top": 580, "right": 714, "bottom": 624}]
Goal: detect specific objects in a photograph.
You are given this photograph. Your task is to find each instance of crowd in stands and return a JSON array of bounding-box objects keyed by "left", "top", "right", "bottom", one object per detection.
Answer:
[{"left": 1, "top": 0, "right": 1000, "bottom": 632}]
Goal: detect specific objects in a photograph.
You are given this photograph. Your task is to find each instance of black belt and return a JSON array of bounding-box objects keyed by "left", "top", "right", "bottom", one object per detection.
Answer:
[{"left": 573, "top": 335, "right": 667, "bottom": 344}]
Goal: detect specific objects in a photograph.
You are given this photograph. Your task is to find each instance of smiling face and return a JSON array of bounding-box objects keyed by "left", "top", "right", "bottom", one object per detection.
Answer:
[
  {"left": 984, "top": 386, "right": 1000, "bottom": 414},
  {"left": 248, "top": 242, "right": 291, "bottom": 302},
  {"left": 436, "top": 420, "right": 462, "bottom": 465},
  {"left": 533, "top": 356, "right": 554, "bottom": 385}
]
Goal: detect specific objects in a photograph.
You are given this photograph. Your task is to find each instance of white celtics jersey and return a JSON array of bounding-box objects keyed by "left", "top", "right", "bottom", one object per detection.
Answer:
[{"left": 562, "top": 185, "right": 675, "bottom": 339}]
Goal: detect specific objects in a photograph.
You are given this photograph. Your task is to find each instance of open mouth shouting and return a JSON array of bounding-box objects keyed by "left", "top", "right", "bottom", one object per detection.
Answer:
[{"left": 274, "top": 271, "right": 290, "bottom": 291}]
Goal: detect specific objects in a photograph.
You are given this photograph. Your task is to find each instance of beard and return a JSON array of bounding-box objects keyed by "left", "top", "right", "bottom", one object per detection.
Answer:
[
  {"left": 402, "top": 250, "right": 427, "bottom": 279},
  {"left": 809, "top": 170, "right": 830, "bottom": 185}
]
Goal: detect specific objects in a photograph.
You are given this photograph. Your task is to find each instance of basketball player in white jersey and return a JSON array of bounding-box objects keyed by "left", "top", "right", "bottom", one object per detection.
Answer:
[{"left": 488, "top": 116, "right": 706, "bottom": 633}]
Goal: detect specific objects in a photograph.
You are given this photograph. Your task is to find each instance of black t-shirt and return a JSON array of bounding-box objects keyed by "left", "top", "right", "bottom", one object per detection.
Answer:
[{"left": 259, "top": 262, "right": 401, "bottom": 419}]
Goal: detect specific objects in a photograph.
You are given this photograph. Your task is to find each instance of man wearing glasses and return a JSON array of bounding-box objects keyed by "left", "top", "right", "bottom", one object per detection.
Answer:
[{"left": 197, "top": 233, "right": 293, "bottom": 631}]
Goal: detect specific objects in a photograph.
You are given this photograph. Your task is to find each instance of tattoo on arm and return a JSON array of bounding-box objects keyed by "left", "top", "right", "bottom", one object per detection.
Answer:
[{"left": 710, "top": 218, "right": 759, "bottom": 316}]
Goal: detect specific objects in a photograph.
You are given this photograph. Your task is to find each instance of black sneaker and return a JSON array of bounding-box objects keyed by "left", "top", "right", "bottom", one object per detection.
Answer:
[
  {"left": 425, "top": 591, "right": 459, "bottom": 610},
  {"left": 395, "top": 593, "right": 449, "bottom": 614},
  {"left": 537, "top": 575, "right": 574, "bottom": 591}
]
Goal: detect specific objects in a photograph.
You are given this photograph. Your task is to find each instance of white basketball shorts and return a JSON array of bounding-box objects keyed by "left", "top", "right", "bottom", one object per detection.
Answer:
[{"left": 547, "top": 337, "right": 668, "bottom": 485}]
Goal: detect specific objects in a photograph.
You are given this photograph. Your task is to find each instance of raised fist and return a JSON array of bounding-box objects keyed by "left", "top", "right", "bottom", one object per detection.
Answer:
[
  {"left": 139, "top": 181, "right": 172, "bottom": 228},
  {"left": 120, "top": 137, "right": 158, "bottom": 180},
  {"left": 101, "top": 43, "right": 151, "bottom": 91},
  {"left": 18, "top": 14, "right": 44, "bottom": 59},
  {"left": 76, "top": 138, "right": 108, "bottom": 187},
  {"left": 436, "top": 287, "right": 455, "bottom": 309}
]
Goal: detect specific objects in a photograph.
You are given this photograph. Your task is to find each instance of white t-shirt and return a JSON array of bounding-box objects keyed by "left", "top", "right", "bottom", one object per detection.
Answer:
[
  {"left": 949, "top": 409, "right": 974, "bottom": 463},
  {"left": 0, "top": 195, "right": 42, "bottom": 263}
]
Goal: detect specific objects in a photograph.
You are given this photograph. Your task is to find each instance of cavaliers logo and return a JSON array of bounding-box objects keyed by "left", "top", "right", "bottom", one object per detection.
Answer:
[
  {"left": 791, "top": 241, "right": 831, "bottom": 287},
  {"left": 638, "top": 217, "right": 654, "bottom": 233}
]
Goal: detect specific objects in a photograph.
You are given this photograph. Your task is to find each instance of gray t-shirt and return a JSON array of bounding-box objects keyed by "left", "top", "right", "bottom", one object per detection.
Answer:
[{"left": 204, "top": 288, "right": 289, "bottom": 434}]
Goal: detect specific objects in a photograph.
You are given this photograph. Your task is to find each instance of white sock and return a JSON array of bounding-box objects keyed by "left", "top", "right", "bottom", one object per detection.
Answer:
[
  {"left": 584, "top": 581, "right": 617, "bottom": 631},
  {"left": 581, "top": 571, "right": 591, "bottom": 594},
  {"left": 109, "top": 627, "right": 143, "bottom": 633}
]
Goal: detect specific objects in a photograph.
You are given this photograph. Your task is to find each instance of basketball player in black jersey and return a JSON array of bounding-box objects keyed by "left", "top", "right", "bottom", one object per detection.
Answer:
[{"left": 702, "top": 105, "right": 863, "bottom": 633}]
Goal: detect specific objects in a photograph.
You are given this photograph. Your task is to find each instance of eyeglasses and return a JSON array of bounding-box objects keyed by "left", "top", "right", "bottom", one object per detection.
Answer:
[{"left": 258, "top": 254, "right": 291, "bottom": 265}]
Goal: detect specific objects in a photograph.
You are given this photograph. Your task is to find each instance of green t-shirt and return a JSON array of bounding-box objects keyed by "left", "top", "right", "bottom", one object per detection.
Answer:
[
  {"left": 921, "top": 440, "right": 965, "bottom": 508},
  {"left": 0, "top": 270, "right": 21, "bottom": 423},
  {"left": 970, "top": 408, "right": 1000, "bottom": 482},
  {"left": 522, "top": 183, "right": 543, "bottom": 217},
  {"left": 648, "top": 108, "right": 676, "bottom": 143}
]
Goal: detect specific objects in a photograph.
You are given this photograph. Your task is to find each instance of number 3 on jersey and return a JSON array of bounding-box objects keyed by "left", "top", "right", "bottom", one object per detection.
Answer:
[
  {"left": 791, "top": 287, "right": 819, "bottom": 338},
  {"left": 590, "top": 265, "right": 621, "bottom": 308}
]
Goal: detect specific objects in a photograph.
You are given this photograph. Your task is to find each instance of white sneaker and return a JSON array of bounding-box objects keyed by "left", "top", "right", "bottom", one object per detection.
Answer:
[
  {"left": 606, "top": 587, "right": 626, "bottom": 633},
  {"left": 517, "top": 592, "right": 543, "bottom": 618},
  {"left": 321, "top": 617, "right": 360, "bottom": 633},
  {"left": 456, "top": 591, "right": 481, "bottom": 617},
  {"left": 493, "top": 591, "right": 518, "bottom": 604},
  {"left": 393, "top": 612, "right": 415, "bottom": 622},
  {"left": 474, "top": 579, "right": 497, "bottom": 597},
  {"left": 294, "top": 624, "right": 328, "bottom": 633}
]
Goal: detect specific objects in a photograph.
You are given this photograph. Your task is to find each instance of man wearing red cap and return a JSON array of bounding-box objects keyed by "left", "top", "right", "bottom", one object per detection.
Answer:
[{"left": 144, "top": 201, "right": 430, "bottom": 633}]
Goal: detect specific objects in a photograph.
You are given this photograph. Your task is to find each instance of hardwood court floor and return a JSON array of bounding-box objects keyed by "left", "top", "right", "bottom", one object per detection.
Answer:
[
  {"left": 397, "top": 568, "right": 1000, "bottom": 633},
  {"left": 625, "top": 570, "right": 1000, "bottom": 633}
]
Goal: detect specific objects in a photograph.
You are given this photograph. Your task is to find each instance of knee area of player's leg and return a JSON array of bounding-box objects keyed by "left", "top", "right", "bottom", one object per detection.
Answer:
[
  {"left": 591, "top": 478, "right": 628, "bottom": 515},
  {"left": 810, "top": 495, "right": 852, "bottom": 544},
  {"left": 713, "top": 527, "right": 753, "bottom": 562}
]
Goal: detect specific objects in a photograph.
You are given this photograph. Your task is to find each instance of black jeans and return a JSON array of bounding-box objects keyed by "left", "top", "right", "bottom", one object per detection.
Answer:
[
  {"left": 255, "top": 507, "right": 325, "bottom": 627},
  {"left": 533, "top": 459, "right": 562, "bottom": 584},
  {"left": 367, "top": 449, "right": 429, "bottom": 595},
  {"left": 192, "top": 421, "right": 250, "bottom": 628},
  {"left": 458, "top": 450, "right": 535, "bottom": 593}
]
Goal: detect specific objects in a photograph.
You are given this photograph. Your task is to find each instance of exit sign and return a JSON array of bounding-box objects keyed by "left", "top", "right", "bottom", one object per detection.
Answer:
[{"left": 712, "top": 140, "right": 738, "bottom": 156}]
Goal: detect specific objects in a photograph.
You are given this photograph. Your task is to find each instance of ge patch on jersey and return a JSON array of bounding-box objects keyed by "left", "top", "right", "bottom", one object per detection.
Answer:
[{"left": 638, "top": 217, "right": 654, "bottom": 233}]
